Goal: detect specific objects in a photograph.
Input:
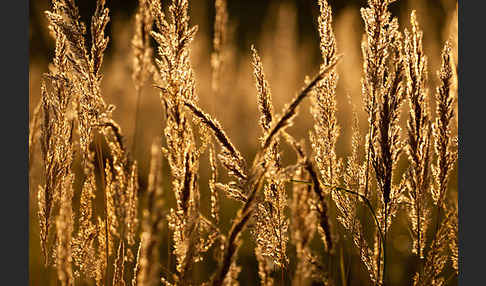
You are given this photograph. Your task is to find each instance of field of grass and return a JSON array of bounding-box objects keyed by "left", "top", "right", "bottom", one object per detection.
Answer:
[{"left": 29, "top": 0, "right": 458, "bottom": 285}]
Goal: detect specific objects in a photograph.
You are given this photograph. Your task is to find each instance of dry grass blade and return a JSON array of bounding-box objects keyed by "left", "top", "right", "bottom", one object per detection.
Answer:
[
  {"left": 183, "top": 100, "right": 247, "bottom": 181},
  {"left": 262, "top": 55, "right": 341, "bottom": 150}
]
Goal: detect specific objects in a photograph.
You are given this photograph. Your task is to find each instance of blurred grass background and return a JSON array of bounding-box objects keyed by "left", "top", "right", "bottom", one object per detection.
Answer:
[{"left": 29, "top": 0, "right": 458, "bottom": 285}]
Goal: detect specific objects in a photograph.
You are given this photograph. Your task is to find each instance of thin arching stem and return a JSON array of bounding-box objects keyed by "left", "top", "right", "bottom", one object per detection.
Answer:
[{"left": 289, "top": 179, "right": 385, "bottom": 272}]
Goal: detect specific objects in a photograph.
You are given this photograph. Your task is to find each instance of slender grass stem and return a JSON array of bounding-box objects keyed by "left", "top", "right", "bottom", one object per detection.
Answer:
[
  {"left": 289, "top": 179, "right": 386, "bottom": 279},
  {"left": 382, "top": 203, "right": 388, "bottom": 286}
]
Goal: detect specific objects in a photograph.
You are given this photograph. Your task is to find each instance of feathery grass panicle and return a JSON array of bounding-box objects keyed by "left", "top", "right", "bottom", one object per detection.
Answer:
[
  {"left": 366, "top": 2, "right": 404, "bottom": 210},
  {"left": 334, "top": 108, "right": 364, "bottom": 239},
  {"left": 149, "top": 0, "right": 202, "bottom": 279},
  {"left": 360, "top": 0, "right": 400, "bottom": 200},
  {"left": 45, "top": 0, "right": 112, "bottom": 163},
  {"left": 404, "top": 10, "right": 432, "bottom": 260},
  {"left": 38, "top": 80, "right": 68, "bottom": 266},
  {"left": 90, "top": 0, "right": 110, "bottom": 80},
  {"left": 372, "top": 31, "right": 405, "bottom": 286},
  {"left": 102, "top": 121, "right": 139, "bottom": 256},
  {"left": 38, "top": 6, "right": 75, "bottom": 262},
  {"left": 360, "top": 0, "right": 405, "bottom": 283},
  {"left": 310, "top": 1, "right": 341, "bottom": 255},
  {"left": 431, "top": 41, "right": 457, "bottom": 210},
  {"left": 38, "top": 28, "right": 76, "bottom": 265},
  {"left": 150, "top": 0, "right": 222, "bottom": 281},
  {"left": 311, "top": 0, "right": 341, "bottom": 189},
  {"left": 42, "top": 4, "right": 133, "bottom": 281},
  {"left": 251, "top": 44, "right": 289, "bottom": 268},
  {"left": 253, "top": 180, "right": 289, "bottom": 268},
  {"left": 412, "top": 41, "right": 458, "bottom": 285},
  {"left": 251, "top": 45, "right": 273, "bottom": 137}
]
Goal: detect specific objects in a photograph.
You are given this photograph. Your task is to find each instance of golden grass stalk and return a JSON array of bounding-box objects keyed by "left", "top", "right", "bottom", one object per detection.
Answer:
[
  {"left": 38, "top": 33, "right": 76, "bottom": 266},
  {"left": 186, "top": 49, "right": 341, "bottom": 285},
  {"left": 311, "top": 0, "right": 341, "bottom": 189},
  {"left": 310, "top": 0, "right": 341, "bottom": 254},
  {"left": 150, "top": 0, "right": 220, "bottom": 282},
  {"left": 250, "top": 45, "right": 289, "bottom": 269},
  {"left": 183, "top": 101, "right": 247, "bottom": 181},
  {"left": 42, "top": 2, "right": 137, "bottom": 284},
  {"left": 404, "top": 10, "right": 432, "bottom": 260},
  {"left": 431, "top": 41, "right": 457, "bottom": 210},
  {"left": 360, "top": 1, "right": 405, "bottom": 284},
  {"left": 251, "top": 45, "right": 273, "bottom": 136},
  {"left": 413, "top": 39, "right": 458, "bottom": 286}
]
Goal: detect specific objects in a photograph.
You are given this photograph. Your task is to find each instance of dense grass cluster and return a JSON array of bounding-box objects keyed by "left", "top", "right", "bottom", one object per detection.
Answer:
[{"left": 29, "top": 0, "right": 458, "bottom": 285}]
